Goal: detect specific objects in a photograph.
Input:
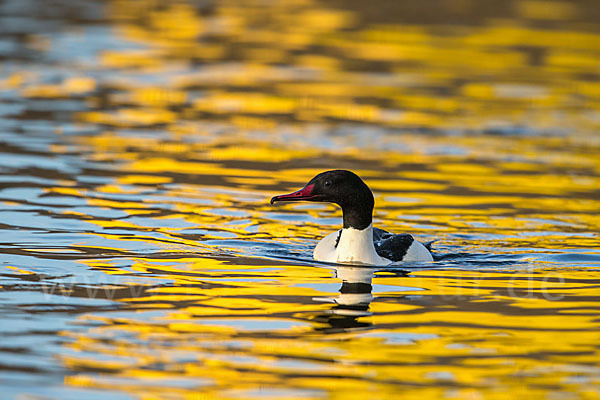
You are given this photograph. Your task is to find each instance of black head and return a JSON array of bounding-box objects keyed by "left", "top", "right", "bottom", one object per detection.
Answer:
[{"left": 270, "top": 170, "right": 374, "bottom": 230}]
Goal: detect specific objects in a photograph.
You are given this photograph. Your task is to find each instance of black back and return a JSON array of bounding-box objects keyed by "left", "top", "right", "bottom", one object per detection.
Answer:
[{"left": 373, "top": 227, "right": 414, "bottom": 262}]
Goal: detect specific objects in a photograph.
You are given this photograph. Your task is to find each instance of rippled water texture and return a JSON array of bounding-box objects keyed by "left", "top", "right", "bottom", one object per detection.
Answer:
[{"left": 1, "top": 0, "right": 599, "bottom": 399}]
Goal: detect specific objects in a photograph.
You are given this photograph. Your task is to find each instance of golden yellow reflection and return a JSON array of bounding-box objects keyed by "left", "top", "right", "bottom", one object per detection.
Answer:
[
  {"left": 55, "top": 261, "right": 600, "bottom": 400},
  {"left": 63, "top": 0, "right": 600, "bottom": 135},
  {"left": 6, "top": 0, "right": 597, "bottom": 399}
]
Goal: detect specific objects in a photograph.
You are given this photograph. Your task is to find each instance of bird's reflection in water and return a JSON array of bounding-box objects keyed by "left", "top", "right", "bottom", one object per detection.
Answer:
[{"left": 312, "top": 266, "right": 409, "bottom": 333}]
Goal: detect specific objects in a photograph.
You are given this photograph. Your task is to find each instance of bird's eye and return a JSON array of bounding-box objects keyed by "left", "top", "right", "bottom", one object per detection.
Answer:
[{"left": 324, "top": 180, "right": 332, "bottom": 187}]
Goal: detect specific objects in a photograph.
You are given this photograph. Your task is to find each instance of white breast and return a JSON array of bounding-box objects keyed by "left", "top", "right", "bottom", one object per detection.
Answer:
[
  {"left": 313, "top": 225, "right": 434, "bottom": 265},
  {"left": 313, "top": 224, "right": 391, "bottom": 265}
]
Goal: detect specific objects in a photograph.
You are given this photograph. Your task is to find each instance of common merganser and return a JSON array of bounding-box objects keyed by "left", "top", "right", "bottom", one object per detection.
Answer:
[{"left": 270, "top": 170, "right": 434, "bottom": 265}]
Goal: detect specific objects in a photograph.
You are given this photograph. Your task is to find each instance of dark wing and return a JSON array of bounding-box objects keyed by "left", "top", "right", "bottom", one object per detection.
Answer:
[
  {"left": 372, "top": 227, "right": 392, "bottom": 242},
  {"left": 373, "top": 227, "right": 414, "bottom": 262}
]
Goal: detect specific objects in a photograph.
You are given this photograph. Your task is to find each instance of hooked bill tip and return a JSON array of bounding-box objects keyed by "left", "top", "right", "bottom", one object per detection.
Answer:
[{"left": 270, "top": 184, "right": 315, "bottom": 205}]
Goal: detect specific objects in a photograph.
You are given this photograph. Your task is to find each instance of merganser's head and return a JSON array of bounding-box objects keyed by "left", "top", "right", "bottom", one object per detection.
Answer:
[{"left": 270, "top": 170, "right": 374, "bottom": 230}]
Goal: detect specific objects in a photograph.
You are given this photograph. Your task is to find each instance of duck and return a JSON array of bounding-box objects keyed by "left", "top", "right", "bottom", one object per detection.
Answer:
[{"left": 270, "top": 170, "right": 434, "bottom": 265}]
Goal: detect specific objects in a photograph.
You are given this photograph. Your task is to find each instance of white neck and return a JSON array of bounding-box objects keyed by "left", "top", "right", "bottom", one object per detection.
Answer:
[{"left": 314, "top": 224, "right": 390, "bottom": 265}]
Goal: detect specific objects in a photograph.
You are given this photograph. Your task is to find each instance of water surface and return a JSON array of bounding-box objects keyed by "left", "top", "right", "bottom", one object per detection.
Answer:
[{"left": 1, "top": 0, "right": 599, "bottom": 399}]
